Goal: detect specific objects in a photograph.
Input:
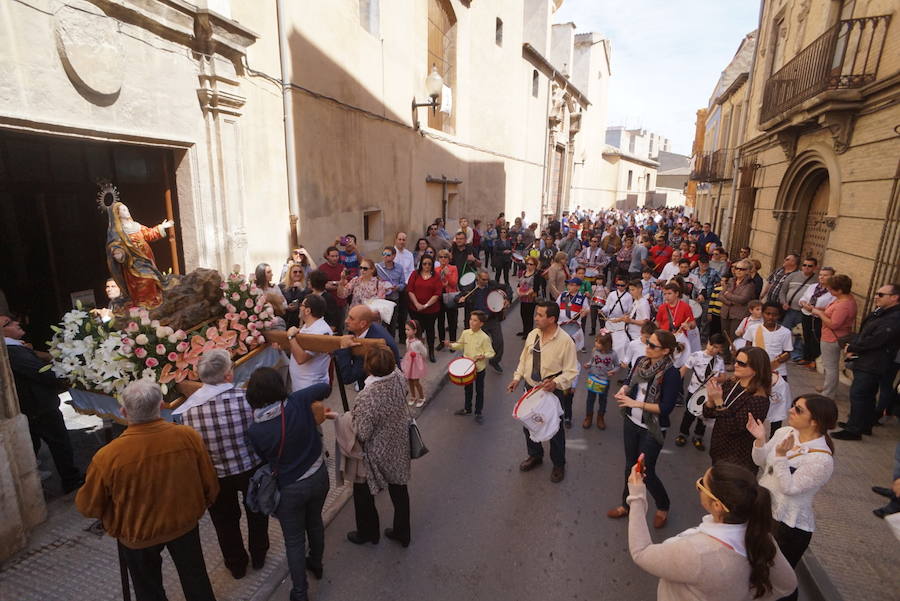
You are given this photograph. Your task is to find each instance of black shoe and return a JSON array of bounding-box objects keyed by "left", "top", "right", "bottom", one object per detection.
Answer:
[
  {"left": 436, "top": 342, "right": 446, "bottom": 351},
  {"left": 346, "top": 531, "right": 379, "bottom": 545},
  {"left": 832, "top": 429, "right": 863, "bottom": 441},
  {"left": 305, "top": 556, "right": 323, "bottom": 579},
  {"left": 872, "top": 486, "right": 893, "bottom": 498},
  {"left": 229, "top": 564, "right": 248, "bottom": 580},
  {"left": 519, "top": 456, "right": 543, "bottom": 472},
  {"left": 674, "top": 434, "right": 687, "bottom": 447},
  {"left": 873, "top": 506, "right": 899, "bottom": 519},
  {"left": 251, "top": 555, "right": 266, "bottom": 570},
  {"left": 454, "top": 409, "right": 472, "bottom": 416},
  {"left": 550, "top": 466, "right": 565, "bottom": 483},
  {"left": 384, "top": 528, "right": 410, "bottom": 548},
  {"left": 475, "top": 414, "right": 484, "bottom": 423},
  {"left": 514, "top": 331, "right": 524, "bottom": 336},
  {"left": 428, "top": 350, "right": 436, "bottom": 363},
  {"left": 564, "top": 418, "right": 572, "bottom": 429},
  {"left": 692, "top": 438, "right": 705, "bottom": 451},
  {"left": 491, "top": 362, "right": 503, "bottom": 374}
]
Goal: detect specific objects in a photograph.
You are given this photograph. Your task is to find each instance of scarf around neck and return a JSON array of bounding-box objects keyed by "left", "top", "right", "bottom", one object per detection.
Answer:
[{"left": 631, "top": 355, "right": 674, "bottom": 407}]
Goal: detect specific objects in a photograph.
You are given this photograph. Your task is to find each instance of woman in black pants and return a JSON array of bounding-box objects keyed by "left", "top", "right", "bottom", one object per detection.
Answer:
[
  {"left": 406, "top": 256, "right": 443, "bottom": 362},
  {"left": 516, "top": 257, "right": 539, "bottom": 336},
  {"left": 492, "top": 227, "right": 513, "bottom": 286},
  {"left": 607, "top": 330, "right": 682, "bottom": 529}
]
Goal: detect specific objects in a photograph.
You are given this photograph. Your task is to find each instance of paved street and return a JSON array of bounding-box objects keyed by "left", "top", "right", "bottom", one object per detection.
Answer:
[{"left": 274, "top": 325, "right": 748, "bottom": 601}]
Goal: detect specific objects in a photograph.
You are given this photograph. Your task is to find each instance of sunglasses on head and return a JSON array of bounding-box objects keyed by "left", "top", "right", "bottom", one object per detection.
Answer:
[{"left": 695, "top": 477, "right": 730, "bottom": 512}]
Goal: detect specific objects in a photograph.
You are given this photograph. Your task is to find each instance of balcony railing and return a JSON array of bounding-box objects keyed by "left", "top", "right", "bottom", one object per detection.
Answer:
[
  {"left": 690, "top": 149, "right": 731, "bottom": 182},
  {"left": 761, "top": 15, "right": 891, "bottom": 123}
]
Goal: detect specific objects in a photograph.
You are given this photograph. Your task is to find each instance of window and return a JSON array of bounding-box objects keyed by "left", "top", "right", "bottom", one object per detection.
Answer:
[
  {"left": 427, "top": 0, "right": 457, "bottom": 131},
  {"left": 531, "top": 70, "right": 539, "bottom": 97},
  {"left": 363, "top": 210, "right": 383, "bottom": 241},
  {"left": 649, "top": 139, "right": 654, "bottom": 157},
  {"left": 628, "top": 135, "right": 635, "bottom": 154},
  {"left": 359, "top": 0, "right": 380, "bottom": 37},
  {"left": 495, "top": 18, "right": 503, "bottom": 46},
  {"left": 627, "top": 170, "right": 633, "bottom": 190}
]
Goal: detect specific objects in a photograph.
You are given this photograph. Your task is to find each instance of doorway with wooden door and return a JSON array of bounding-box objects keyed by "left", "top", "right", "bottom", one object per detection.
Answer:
[{"left": 0, "top": 131, "right": 183, "bottom": 348}]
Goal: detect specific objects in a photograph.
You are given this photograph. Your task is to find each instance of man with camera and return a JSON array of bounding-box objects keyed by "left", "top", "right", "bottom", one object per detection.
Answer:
[{"left": 834, "top": 283, "right": 900, "bottom": 440}]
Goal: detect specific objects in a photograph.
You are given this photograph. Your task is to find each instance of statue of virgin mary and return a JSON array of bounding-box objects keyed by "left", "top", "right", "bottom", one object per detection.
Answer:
[{"left": 104, "top": 197, "right": 174, "bottom": 311}]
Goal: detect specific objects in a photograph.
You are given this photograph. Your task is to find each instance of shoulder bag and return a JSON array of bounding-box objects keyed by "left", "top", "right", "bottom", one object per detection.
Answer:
[
  {"left": 407, "top": 404, "right": 429, "bottom": 459},
  {"left": 246, "top": 403, "right": 285, "bottom": 515}
]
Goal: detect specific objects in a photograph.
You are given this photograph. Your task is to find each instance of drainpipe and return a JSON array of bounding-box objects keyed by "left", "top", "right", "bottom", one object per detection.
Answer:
[
  {"left": 276, "top": 0, "right": 301, "bottom": 246},
  {"left": 721, "top": 0, "right": 765, "bottom": 250}
]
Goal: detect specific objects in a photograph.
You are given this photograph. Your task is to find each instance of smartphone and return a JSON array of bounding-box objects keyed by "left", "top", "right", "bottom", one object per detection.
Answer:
[
  {"left": 635, "top": 452, "right": 646, "bottom": 475},
  {"left": 340, "top": 236, "right": 349, "bottom": 246}
]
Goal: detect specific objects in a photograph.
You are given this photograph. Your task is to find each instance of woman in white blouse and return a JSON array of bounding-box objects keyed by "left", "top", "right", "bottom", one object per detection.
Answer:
[
  {"left": 795, "top": 267, "right": 834, "bottom": 369},
  {"left": 747, "top": 393, "right": 837, "bottom": 601}
]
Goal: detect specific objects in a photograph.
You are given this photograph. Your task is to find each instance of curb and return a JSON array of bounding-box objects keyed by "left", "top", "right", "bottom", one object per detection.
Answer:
[{"left": 798, "top": 550, "right": 844, "bottom": 601}]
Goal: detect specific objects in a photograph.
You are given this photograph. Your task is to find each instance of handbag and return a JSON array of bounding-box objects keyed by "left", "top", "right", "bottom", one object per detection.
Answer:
[
  {"left": 409, "top": 418, "right": 429, "bottom": 459},
  {"left": 246, "top": 403, "right": 285, "bottom": 516}
]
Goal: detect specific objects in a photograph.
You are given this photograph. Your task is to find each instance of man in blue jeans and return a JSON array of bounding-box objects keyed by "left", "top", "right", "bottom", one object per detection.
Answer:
[
  {"left": 507, "top": 301, "right": 579, "bottom": 483},
  {"left": 834, "top": 283, "right": 900, "bottom": 440}
]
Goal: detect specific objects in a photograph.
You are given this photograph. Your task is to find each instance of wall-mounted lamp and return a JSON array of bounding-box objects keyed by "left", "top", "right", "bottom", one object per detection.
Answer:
[{"left": 412, "top": 65, "right": 444, "bottom": 130}]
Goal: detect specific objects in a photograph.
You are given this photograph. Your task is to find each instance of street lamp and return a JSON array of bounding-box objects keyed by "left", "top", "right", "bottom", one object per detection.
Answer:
[{"left": 412, "top": 65, "right": 444, "bottom": 130}]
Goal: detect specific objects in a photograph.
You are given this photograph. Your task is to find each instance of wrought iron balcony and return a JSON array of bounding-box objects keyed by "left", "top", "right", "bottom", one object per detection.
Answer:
[
  {"left": 761, "top": 15, "right": 891, "bottom": 124},
  {"left": 690, "top": 149, "right": 731, "bottom": 182}
]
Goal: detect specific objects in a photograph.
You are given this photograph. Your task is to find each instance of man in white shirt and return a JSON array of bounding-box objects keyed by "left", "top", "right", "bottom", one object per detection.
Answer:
[
  {"left": 604, "top": 276, "right": 635, "bottom": 359},
  {"left": 673, "top": 259, "right": 703, "bottom": 300},
  {"left": 658, "top": 250, "right": 683, "bottom": 283},
  {"left": 285, "top": 295, "right": 333, "bottom": 391},
  {"left": 742, "top": 302, "right": 793, "bottom": 379},
  {"left": 393, "top": 232, "right": 415, "bottom": 283}
]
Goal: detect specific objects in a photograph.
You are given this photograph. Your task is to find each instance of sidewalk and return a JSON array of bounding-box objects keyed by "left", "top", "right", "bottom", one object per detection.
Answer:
[
  {"left": 785, "top": 362, "right": 900, "bottom": 601},
  {"left": 0, "top": 328, "right": 467, "bottom": 601}
]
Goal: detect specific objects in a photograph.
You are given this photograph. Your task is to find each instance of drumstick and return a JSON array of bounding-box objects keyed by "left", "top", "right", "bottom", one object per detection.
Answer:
[{"left": 457, "top": 287, "right": 479, "bottom": 302}]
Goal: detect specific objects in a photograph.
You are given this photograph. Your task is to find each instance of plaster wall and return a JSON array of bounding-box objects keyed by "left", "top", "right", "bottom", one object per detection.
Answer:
[{"left": 570, "top": 33, "right": 611, "bottom": 210}]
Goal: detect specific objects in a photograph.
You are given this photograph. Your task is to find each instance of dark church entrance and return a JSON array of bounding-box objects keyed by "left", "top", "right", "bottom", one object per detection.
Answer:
[{"left": 0, "top": 130, "right": 183, "bottom": 349}]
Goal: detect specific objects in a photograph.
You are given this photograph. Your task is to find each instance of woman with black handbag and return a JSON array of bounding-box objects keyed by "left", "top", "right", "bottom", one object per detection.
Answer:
[
  {"left": 246, "top": 370, "right": 331, "bottom": 601},
  {"left": 346, "top": 347, "right": 414, "bottom": 547}
]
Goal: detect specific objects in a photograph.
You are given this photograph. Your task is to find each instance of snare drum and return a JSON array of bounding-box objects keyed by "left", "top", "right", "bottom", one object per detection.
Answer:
[
  {"left": 459, "top": 272, "right": 477, "bottom": 289},
  {"left": 448, "top": 357, "right": 476, "bottom": 386},
  {"left": 512, "top": 252, "right": 525, "bottom": 263},
  {"left": 586, "top": 374, "right": 609, "bottom": 394},
  {"left": 486, "top": 289, "right": 506, "bottom": 313},
  {"left": 585, "top": 268, "right": 600, "bottom": 281}
]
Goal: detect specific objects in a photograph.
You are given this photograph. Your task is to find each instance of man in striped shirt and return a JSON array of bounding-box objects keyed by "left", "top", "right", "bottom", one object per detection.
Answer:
[{"left": 178, "top": 349, "right": 268, "bottom": 579}]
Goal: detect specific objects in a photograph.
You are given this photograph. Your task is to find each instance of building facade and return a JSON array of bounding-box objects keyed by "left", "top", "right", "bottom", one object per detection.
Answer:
[{"left": 701, "top": 0, "right": 898, "bottom": 314}]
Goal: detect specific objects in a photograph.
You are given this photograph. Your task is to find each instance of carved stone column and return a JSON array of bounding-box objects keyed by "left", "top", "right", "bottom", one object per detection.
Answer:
[{"left": 0, "top": 339, "right": 47, "bottom": 562}]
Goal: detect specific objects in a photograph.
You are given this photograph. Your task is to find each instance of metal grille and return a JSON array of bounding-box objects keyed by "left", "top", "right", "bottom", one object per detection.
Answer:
[{"left": 800, "top": 179, "right": 830, "bottom": 262}]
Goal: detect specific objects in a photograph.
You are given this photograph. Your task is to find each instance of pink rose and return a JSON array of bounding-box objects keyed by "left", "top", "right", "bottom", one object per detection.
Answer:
[
  {"left": 240, "top": 283, "right": 248, "bottom": 292},
  {"left": 167, "top": 352, "right": 179, "bottom": 362},
  {"left": 145, "top": 357, "right": 159, "bottom": 368},
  {"left": 219, "top": 298, "right": 229, "bottom": 307},
  {"left": 155, "top": 344, "right": 166, "bottom": 355},
  {"left": 120, "top": 345, "right": 133, "bottom": 355},
  {"left": 231, "top": 292, "right": 240, "bottom": 301},
  {"left": 220, "top": 282, "right": 228, "bottom": 290},
  {"left": 176, "top": 342, "right": 189, "bottom": 352},
  {"left": 134, "top": 347, "right": 148, "bottom": 358},
  {"left": 245, "top": 298, "right": 254, "bottom": 309},
  {"left": 239, "top": 310, "right": 248, "bottom": 319},
  {"left": 248, "top": 322, "right": 257, "bottom": 331},
  {"left": 126, "top": 322, "right": 139, "bottom": 333},
  {"left": 249, "top": 315, "right": 258, "bottom": 322},
  {"left": 121, "top": 337, "right": 133, "bottom": 346},
  {"left": 227, "top": 304, "right": 237, "bottom": 313}
]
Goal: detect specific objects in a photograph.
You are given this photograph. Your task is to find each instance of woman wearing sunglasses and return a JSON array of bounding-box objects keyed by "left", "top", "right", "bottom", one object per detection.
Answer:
[
  {"left": 748, "top": 394, "right": 837, "bottom": 601},
  {"left": 703, "top": 347, "right": 772, "bottom": 474},
  {"left": 608, "top": 330, "right": 683, "bottom": 528},
  {"left": 627, "top": 462, "right": 796, "bottom": 600},
  {"left": 337, "top": 258, "right": 389, "bottom": 308}
]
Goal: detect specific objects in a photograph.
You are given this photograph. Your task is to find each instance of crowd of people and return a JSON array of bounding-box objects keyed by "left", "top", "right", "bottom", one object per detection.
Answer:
[{"left": 4, "top": 205, "right": 900, "bottom": 601}]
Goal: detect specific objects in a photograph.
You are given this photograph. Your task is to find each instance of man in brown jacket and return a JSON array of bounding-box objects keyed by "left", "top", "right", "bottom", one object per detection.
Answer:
[{"left": 76, "top": 380, "right": 220, "bottom": 601}]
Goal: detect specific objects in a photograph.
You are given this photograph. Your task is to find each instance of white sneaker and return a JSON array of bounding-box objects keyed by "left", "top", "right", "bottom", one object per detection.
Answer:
[
  {"left": 414, "top": 398, "right": 425, "bottom": 408},
  {"left": 407, "top": 399, "right": 415, "bottom": 406}
]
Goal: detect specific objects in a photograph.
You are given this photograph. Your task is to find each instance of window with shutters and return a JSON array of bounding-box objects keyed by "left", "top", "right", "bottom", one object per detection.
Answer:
[
  {"left": 427, "top": 0, "right": 457, "bottom": 132},
  {"left": 532, "top": 70, "right": 539, "bottom": 97}
]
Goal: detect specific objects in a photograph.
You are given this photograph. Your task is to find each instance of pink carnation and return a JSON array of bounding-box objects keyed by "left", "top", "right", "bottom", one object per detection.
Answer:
[
  {"left": 134, "top": 347, "right": 148, "bottom": 359},
  {"left": 167, "top": 352, "right": 179, "bottom": 362},
  {"left": 249, "top": 315, "right": 258, "bottom": 322},
  {"left": 239, "top": 310, "right": 248, "bottom": 319},
  {"left": 219, "top": 298, "right": 229, "bottom": 307},
  {"left": 227, "top": 304, "right": 237, "bottom": 313},
  {"left": 176, "top": 341, "right": 189, "bottom": 352},
  {"left": 155, "top": 344, "right": 166, "bottom": 355},
  {"left": 120, "top": 345, "right": 133, "bottom": 356},
  {"left": 121, "top": 337, "right": 133, "bottom": 346},
  {"left": 145, "top": 357, "right": 159, "bottom": 368},
  {"left": 240, "top": 284, "right": 248, "bottom": 292}
]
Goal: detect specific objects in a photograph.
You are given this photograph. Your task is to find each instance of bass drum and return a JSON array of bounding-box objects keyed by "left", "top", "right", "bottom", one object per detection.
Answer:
[{"left": 686, "top": 386, "right": 709, "bottom": 417}]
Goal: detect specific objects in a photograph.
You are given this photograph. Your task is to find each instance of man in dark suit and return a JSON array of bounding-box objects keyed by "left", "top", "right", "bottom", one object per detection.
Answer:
[
  {"left": 2, "top": 313, "right": 83, "bottom": 492},
  {"left": 335, "top": 306, "right": 400, "bottom": 389},
  {"left": 464, "top": 269, "right": 512, "bottom": 374}
]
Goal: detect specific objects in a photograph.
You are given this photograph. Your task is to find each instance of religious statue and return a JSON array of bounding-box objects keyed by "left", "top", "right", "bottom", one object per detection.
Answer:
[{"left": 98, "top": 182, "right": 174, "bottom": 311}]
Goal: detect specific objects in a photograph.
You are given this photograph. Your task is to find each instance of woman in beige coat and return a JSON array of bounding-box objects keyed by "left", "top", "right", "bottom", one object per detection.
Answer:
[
  {"left": 545, "top": 251, "right": 569, "bottom": 301},
  {"left": 627, "top": 462, "right": 796, "bottom": 601},
  {"left": 719, "top": 260, "right": 757, "bottom": 349}
]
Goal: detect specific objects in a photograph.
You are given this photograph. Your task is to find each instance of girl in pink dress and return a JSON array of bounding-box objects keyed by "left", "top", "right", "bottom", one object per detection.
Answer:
[{"left": 401, "top": 319, "right": 428, "bottom": 407}]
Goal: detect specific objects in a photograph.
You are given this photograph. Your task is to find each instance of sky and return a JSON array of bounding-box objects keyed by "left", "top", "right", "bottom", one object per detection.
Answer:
[{"left": 554, "top": 0, "right": 761, "bottom": 155}]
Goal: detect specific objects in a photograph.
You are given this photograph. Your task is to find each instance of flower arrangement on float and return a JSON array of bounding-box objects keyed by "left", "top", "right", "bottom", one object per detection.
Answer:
[{"left": 46, "top": 273, "right": 276, "bottom": 398}]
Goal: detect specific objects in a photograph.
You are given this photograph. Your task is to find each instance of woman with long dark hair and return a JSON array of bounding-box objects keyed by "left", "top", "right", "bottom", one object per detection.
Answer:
[
  {"left": 703, "top": 347, "right": 772, "bottom": 474},
  {"left": 492, "top": 227, "right": 513, "bottom": 286},
  {"left": 607, "top": 329, "right": 683, "bottom": 529},
  {"left": 406, "top": 255, "right": 443, "bottom": 363},
  {"left": 749, "top": 394, "right": 837, "bottom": 601},
  {"left": 627, "top": 462, "right": 796, "bottom": 600},
  {"left": 254, "top": 262, "right": 287, "bottom": 316}
]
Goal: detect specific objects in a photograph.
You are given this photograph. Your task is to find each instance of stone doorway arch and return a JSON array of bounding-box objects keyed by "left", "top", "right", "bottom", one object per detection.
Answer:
[{"left": 772, "top": 146, "right": 841, "bottom": 266}]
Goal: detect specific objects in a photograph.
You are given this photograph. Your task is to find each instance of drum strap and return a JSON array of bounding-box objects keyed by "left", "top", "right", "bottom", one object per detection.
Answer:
[{"left": 787, "top": 274, "right": 816, "bottom": 307}]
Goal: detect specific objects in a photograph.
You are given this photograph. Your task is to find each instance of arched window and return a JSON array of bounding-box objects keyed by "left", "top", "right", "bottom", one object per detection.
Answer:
[
  {"left": 532, "top": 70, "right": 539, "bottom": 97},
  {"left": 427, "top": 0, "right": 456, "bottom": 132}
]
